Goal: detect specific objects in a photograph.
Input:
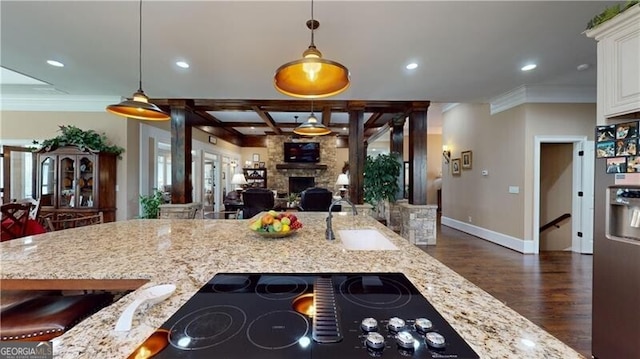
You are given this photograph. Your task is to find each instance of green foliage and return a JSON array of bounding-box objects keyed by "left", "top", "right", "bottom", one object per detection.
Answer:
[
  {"left": 586, "top": 1, "right": 638, "bottom": 30},
  {"left": 33, "top": 125, "right": 125, "bottom": 157},
  {"left": 139, "top": 190, "right": 164, "bottom": 219},
  {"left": 363, "top": 152, "right": 402, "bottom": 207}
]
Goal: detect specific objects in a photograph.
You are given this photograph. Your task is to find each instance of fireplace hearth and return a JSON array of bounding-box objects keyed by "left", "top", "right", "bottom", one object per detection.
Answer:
[{"left": 289, "top": 177, "right": 315, "bottom": 194}]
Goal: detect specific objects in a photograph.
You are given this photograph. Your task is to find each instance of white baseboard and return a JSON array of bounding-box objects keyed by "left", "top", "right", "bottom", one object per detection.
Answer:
[{"left": 441, "top": 217, "right": 535, "bottom": 254}]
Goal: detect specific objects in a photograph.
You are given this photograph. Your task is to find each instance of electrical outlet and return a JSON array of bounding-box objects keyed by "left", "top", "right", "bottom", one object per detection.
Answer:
[{"left": 468, "top": 216, "right": 472, "bottom": 223}]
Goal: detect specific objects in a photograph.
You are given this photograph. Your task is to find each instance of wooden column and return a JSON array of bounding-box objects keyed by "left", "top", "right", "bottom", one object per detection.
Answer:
[
  {"left": 170, "top": 103, "right": 193, "bottom": 204},
  {"left": 390, "top": 115, "right": 405, "bottom": 200},
  {"left": 408, "top": 105, "right": 428, "bottom": 205},
  {"left": 348, "top": 106, "right": 365, "bottom": 204}
]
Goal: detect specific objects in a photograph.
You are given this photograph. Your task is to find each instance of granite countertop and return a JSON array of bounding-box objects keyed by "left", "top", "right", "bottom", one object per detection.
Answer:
[{"left": 0, "top": 213, "right": 583, "bottom": 358}]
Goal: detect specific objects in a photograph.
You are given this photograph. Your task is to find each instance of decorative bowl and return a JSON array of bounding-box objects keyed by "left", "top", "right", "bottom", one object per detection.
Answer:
[{"left": 250, "top": 228, "right": 299, "bottom": 239}]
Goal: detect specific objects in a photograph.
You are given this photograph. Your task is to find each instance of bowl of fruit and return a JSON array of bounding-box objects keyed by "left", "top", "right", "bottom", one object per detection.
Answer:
[{"left": 248, "top": 210, "right": 303, "bottom": 238}]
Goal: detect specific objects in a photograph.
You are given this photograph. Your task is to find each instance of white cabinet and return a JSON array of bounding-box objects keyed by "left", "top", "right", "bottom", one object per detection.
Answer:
[{"left": 586, "top": 5, "right": 640, "bottom": 122}]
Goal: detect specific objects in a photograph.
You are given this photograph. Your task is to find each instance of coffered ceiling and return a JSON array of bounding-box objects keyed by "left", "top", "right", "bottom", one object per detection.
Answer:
[{"left": 0, "top": 1, "right": 613, "bottom": 142}]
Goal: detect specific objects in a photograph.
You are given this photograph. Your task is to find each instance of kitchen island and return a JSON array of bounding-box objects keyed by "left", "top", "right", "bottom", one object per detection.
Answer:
[{"left": 0, "top": 213, "right": 583, "bottom": 358}]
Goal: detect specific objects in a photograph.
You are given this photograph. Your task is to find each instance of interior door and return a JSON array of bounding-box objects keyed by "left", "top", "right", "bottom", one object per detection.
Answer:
[{"left": 1, "top": 146, "right": 36, "bottom": 204}]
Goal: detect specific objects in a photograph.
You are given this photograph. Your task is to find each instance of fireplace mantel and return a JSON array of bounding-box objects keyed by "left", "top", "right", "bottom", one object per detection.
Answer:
[{"left": 276, "top": 163, "right": 328, "bottom": 170}]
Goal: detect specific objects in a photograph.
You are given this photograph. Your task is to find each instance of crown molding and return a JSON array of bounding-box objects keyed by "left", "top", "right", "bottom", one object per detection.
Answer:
[
  {"left": 441, "top": 103, "right": 460, "bottom": 113},
  {"left": 0, "top": 94, "right": 122, "bottom": 112},
  {"left": 489, "top": 85, "right": 596, "bottom": 114}
]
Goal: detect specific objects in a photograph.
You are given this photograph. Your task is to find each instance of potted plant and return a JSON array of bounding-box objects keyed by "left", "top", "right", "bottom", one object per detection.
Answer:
[
  {"left": 586, "top": 0, "right": 638, "bottom": 29},
  {"left": 33, "top": 125, "right": 125, "bottom": 157},
  {"left": 139, "top": 190, "right": 164, "bottom": 219},
  {"left": 363, "top": 152, "right": 402, "bottom": 223}
]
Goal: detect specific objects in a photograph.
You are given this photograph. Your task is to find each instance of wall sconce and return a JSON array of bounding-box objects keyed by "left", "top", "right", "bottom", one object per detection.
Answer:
[{"left": 442, "top": 146, "right": 451, "bottom": 164}]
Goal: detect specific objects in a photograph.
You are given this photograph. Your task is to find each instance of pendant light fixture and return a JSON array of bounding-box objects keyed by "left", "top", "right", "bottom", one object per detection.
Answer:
[
  {"left": 106, "top": 0, "right": 170, "bottom": 121},
  {"left": 274, "top": 0, "right": 350, "bottom": 99},
  {"left": 293, "top": 101, "right": 331, "bottom": 136}
]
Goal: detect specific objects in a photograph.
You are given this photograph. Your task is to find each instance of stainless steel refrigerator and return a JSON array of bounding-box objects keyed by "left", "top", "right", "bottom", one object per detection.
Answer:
[{"left": 592, "top": 127, "right": 640, "bottom": 358}]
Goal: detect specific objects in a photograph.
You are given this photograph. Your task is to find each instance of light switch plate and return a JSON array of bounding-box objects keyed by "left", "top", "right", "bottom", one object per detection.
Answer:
[{"left": 508, "top": 186, "right": 519, "bottom": 194}]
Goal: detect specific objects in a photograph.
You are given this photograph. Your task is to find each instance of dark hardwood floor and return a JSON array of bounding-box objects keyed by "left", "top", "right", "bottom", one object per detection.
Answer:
[{"left": 417, "top": 224, "right": 593, "bottom": 358}]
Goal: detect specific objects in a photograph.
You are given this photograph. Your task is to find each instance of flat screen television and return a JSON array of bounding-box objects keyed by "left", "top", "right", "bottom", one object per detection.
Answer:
[{"left": 284, "top": 142, "right": 320, "bottom": 163}]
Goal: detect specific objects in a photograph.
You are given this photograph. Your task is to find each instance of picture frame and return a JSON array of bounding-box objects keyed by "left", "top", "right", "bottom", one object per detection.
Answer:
[
  {"left": 596, "top": 124, "right": 616, "bottom": 142},
  {"left": 259, "top": 161, "right": 265, "bottom": 168},
  {"left": 451, "top": 158, "right": 461, "bottom": 175},
  {"left": 254, "top": 162, "right": 260, "bottom": 169},
  {"left": 616, "top": 121, "right": 638, "bottom": 140},
  {"left": 252, "top": 153, "right": 260, "bottom": 162},
  {"left": 461, "top": 150, "right": 472, "bottom": 169},
  {"left": 606, "top": 157, "right": 627, "bottom": 174},
  {"left": 596, "top": 141, "right": 615, "bottom": 158}
]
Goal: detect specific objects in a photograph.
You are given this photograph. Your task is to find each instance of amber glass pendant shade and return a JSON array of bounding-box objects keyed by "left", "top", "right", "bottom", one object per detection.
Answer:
[
  {"left": 293, "top": 113, "right": 331, "bottom": 136},
  {"left": 274, "top": 1, "right": 349, "bottom": 99},
  {"left": 274, "top": 57, "right": 350, "bottom": 99},
  {"left": 106, "top": 0, "right": 169, "bottom": 121}
]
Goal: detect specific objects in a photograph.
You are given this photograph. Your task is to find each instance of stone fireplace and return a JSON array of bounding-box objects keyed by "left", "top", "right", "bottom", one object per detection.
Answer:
[
  {"left": 266, "top": 135, "right": 340, "bottom": 195},
  {"left": 289, "top": 177, "right": 315, "bottom": 194}
]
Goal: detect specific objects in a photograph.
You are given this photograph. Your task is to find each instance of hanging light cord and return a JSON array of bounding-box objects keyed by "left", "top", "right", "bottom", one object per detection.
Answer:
[
  {"left": 137, "top": 0, "right": 143, "bottom": 93},
  {"left": 310, "top": 0, "right": 315, "bottom": 47}
]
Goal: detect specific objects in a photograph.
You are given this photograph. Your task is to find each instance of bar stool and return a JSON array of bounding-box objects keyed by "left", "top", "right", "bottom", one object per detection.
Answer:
[{"left": 1, "top": 293, "right": 113, "bottom": 341}]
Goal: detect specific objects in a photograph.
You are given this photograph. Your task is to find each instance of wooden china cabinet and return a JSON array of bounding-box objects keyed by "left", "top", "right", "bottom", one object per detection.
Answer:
[{"left": 36, "top": 146, "right": 117, "bottom": 222}]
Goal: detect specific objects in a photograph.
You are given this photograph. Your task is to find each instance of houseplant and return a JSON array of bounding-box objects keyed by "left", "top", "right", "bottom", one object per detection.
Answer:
[
  {"left": 363, "top": 152, "right": 402, "bottom": 221},
  {"left": 139, "top": 190, "right": 164, "bottom": 219},
  {"left": 33, "top": 125, "right": 125, "bottom": 157},
  {"left": 586, "top": 0, "right": 638, "bottom": 29}
]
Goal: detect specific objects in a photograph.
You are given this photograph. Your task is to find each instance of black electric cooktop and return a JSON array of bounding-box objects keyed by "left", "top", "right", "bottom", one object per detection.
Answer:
[{"left": 137, "top": 273, "right": 479, "bottom": 358}]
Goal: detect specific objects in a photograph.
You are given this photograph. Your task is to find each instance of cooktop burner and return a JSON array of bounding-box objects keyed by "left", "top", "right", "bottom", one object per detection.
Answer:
[
  {"left": 168, "top": 305, "right": 246, "bottom": 350},
  {"left": 142, "top": 273, "right": 479, "bottom": 358}
]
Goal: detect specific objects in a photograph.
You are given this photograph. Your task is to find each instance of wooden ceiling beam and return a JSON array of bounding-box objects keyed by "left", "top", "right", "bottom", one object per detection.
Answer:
[
  {"left": 152, "top": 99, "right": 429, "bottom": 113},
  {"left": 252, "top": 106, "right": 282, "bottom": 135},
  {"left": 364, "top": 112, "right": 383, "bottom": 129},
  {"left": 322, "top": 106, "right": 332, "bottom": 127},
  {"left": 193, "top": 111, "right": 243, "bottom": 145}
]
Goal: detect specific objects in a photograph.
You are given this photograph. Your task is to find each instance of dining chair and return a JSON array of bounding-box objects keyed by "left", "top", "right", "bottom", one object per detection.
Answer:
[
  {"left": 45, "top": 212, "right": 104, "bottom": 232},
  {"left": 1, "top": 202, "right": 32, "bottom": 241},
  {"left": 158, "top": 203, "right": 199, "bottom": 219},
  {"left": 18, "top": 197, "right": 41, "bottom": 221}
]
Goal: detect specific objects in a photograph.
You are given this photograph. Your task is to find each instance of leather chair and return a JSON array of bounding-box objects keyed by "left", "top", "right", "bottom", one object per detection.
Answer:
[
  {"left": 242, "top": 188, "right": 275, "bottom": 219},
  {"left": 1, "top": 293, "right": 113, "bottom": 341},
  {"left": 298, "top": 187, "right": 340, "bottom": 212}
]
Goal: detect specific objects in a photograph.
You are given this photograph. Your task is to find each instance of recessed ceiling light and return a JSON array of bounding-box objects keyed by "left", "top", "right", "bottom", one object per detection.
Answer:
[
  {"left": 406, "top": 63, "right": 418, "bottom": 70},
  {"left": 176, "top": 61, "right": 189, "bottom": 69},
  {"left": 576, "top": 63, "right": 590, "bottom": 71},
  {"left": 46, "top": 60, "right": 64, "bottom": 67},
  {"left": 342, "top": 127, "right": 347, "bottom": 131},
  {"left": 250, "top": 126, "right": 255, "bottom": 130},
  {"left": 521, "top": 64, "right": 537, "bottom": 71}
]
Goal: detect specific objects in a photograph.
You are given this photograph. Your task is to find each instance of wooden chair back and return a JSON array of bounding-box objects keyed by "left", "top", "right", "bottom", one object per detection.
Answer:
[
  {"left": 45, "top": 212, "right": 104, "bottom": 232},
  {"left": 158, "top": 204, "right": 198, "bottom": 219},
  {"left": 1, "top": 202, "right": 32, "bottom": 241},
  {"left": 18, "top": 198, "right": 41, "bottom": 220}
]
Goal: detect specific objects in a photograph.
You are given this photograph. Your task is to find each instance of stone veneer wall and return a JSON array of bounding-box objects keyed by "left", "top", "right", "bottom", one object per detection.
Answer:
[
  {"left": 389, "top": 200, "right": 407, "bottom": 232},
  {"left": 267, "top": 135, "right": 340, "bottom": 195},
  {"left": 399, "top": 203, "right": 438, "bottom": 245}
]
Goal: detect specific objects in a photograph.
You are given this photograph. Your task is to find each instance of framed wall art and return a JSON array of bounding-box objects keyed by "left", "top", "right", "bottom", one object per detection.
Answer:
[
  {"left": 451, "top": 158, "right": 461, "bottom": 175},
  {"left": 461, "top": 150, "right": 472, "bottom": 169}
]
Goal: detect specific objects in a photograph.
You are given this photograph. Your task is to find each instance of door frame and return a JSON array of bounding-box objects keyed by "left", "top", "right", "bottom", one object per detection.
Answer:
[
  {"left": 1, "top": 145, "right": 37, "bottom": 204},
  {"left": 533, "top": 135, "right": 593, "bottom": 254}
]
